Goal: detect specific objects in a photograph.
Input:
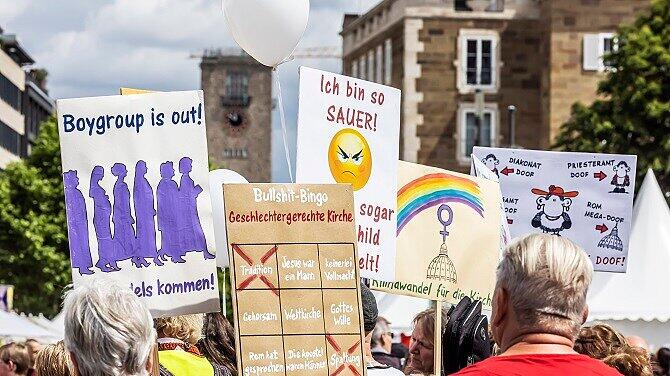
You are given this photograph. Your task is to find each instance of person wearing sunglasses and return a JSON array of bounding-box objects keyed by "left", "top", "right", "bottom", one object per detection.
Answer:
[
  {"left": 0, "top": 342, "right": 30, "bottom": 376},
  {"left": 371, "top": 317, "right": 401, "bottom": 370}
]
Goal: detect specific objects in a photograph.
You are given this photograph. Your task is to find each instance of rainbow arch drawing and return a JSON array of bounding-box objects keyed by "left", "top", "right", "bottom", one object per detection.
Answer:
[{"left": 397, "top": 173, "right": 484, "bottom": 235}]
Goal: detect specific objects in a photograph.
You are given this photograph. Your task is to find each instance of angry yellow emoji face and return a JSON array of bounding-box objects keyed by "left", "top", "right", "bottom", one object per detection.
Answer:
[{"left": 328, "top": 129, "right": 372, "bottom": 191}]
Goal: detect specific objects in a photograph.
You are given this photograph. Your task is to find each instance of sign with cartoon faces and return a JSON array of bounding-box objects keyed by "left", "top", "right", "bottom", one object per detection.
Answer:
[
  {"left": 296, "top": 67, "right": 401, "bottom": 281},
  {"left": 473, "top": 147, "right": 637, "bottom": 273}
]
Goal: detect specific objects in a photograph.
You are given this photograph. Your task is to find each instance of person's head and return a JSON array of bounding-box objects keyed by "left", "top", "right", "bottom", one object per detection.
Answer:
[
  {"left": 90, "top": 166, "right": 104, "bottom": 183},
  {"left": 34, "top": 341, "right": 71, "bottom": 376},
  {"left": 408, "top": 308, "right": 446, "bottom": 375},
  {"left": 135, "top": 160, "right": 147, "bottom": 175},
  {"left": 491, "top": 233, "right": 593, "bottom": 351},
  {"left": 160, "top": 162, "right": 174, "bottom": 179},
  {"left": 360, "top": 283, "right": 378, "bottom": 339},
  {"left": 154, "top": 314, "right": 204, "bottom": 345},
  {"left": 24, "top": 339, "right": 42, "bottom": 368},
  {"left": 0, "top": 343, "right": 31, "bottom": 376},
  {"left": 657, "top": 348, "right": 670, "bottom": 375},
  {"left": 626, "top": 335, "right": 649, "bottom": 351},
  {"left": 110, "top": 163, "right": 127, "bottom": 178},
  {"left": 370, "top": 318, "right": 393, "bottom": 353},
  {"left": 483, "top": 154, "right": 499, "bottom": 169},
  {"left": 63, "top": 280, "right": 156, "bottom": 376},
  {"left": 197, "top": 312, "right": 237, "bottom": 375},
  {"left": 574, "top": 323, "right": 627, "bottom": 360},
  {"left": 178, "top": 157, "right": 193, "bottom": 174},
  {"left": 63, "top": 171, "right": 79, "bottom": 189},
  {"left": 603, "top": 346, "right": 653, "bottom": 376}
]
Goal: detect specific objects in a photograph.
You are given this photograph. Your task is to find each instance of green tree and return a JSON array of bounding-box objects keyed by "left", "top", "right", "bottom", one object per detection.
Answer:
[
  {"left": 554, "top": 0, "right": 670, "bottom": 201},
  {"left": 0, "top": 117, "right": 71, "bottom": 317}
]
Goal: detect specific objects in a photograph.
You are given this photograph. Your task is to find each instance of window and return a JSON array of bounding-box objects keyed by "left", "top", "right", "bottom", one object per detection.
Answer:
[
  {"left": 359, "top": 57, "right": 366, "bottom": 80},
  {"left": 0, "top": 119, "right": 22, "bottom": 156},
  {"left": 384, "top": 39, "right": 392, "bottom": 85},
  {"left": 367, "top": 51, "right": 375, "bottom": 82},
  {"left": 458, "top": 105, "right": 497, "bottom": 161},
  {"left": 351, "top": 61, "right": 359, "bottom": 78},
  {"left": 223, "top": 72, "right": 249, "bottom": 106},
  {"left": 583, "top": 33, "right": 617, "bottom": 71},
  {"left": 0, "top": 74, "right": 21, "bottom": 111},
  {"left": 375, "top": 45, "right": 383, "bottom": 83},
  {"left": 458, "top": 31, "right": 498, "bottom": 92}
]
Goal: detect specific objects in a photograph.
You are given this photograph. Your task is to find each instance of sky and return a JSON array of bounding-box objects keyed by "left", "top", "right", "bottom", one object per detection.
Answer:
[{"left": 0, "top": 0, "right": 380, "bottom": 182}]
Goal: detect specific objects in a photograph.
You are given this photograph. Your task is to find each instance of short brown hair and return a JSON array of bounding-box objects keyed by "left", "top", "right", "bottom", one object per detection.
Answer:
[
  {"left": 154, "top": 314, "right": 204, "bottom": 344},
  {"left": 34, "top": 341, "right": 71, "bottom": 376},
  {"left": 0, "top": 342, "right": 31, "bottom": 375}
]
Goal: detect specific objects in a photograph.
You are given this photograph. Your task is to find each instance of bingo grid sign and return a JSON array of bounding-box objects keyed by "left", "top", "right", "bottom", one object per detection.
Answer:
[
  {"left": 473, "top": 147, "right": 636, "bottom": 272},
  {"left": 224, "top": 183, "right": 366, "bottom": 376}
]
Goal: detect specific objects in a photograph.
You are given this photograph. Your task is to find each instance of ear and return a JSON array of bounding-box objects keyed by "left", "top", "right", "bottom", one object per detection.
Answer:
[
  {"left": 562, "top": 198, "right": 572, "bottom": 208},
  {"left": 536, "top": 197, "right": 546, "bottom": 206},
  {"left": 581, "top": 305, "right": 589, "bottom": 324},
  {"left": 492, "top": 287, "right": 508, "bottom": 328},
  {"left": 146, "top": 345, "right": 157, "bottom": 374}
]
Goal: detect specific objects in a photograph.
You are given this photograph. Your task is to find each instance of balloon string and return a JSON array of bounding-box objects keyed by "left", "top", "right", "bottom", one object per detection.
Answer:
[{"left": 273, "top": 68, "right": 294, "bottom": 183}]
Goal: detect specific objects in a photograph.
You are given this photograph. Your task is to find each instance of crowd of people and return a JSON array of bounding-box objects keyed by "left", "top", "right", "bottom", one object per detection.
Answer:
[{"left": 2, "top": 234, "right": 669, "bottom": 376}]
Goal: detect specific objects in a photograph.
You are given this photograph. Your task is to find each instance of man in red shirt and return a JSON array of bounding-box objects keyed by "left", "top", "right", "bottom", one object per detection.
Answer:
[{"left": 454, "top": 234, "right": 622, "bottom": 376}]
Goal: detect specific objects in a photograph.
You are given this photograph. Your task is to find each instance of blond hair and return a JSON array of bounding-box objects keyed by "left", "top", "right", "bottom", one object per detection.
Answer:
[
  {"left": 575, "top": 324, "right": 652, "bottom": 376},
  {"left": 496, "top": 234, "right": 593, "bottom": 337},
  {"left": 34, "top": 341, "right": 71, "bottom": 376},
  {"left": 154, "top": 314, "right": 204, "bottom": 344}
]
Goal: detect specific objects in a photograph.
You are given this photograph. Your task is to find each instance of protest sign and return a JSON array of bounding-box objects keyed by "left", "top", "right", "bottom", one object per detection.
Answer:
[
  {"left": 224, "top": 183, "right": 365, "bottom": 376},
  {"left": 370, "top": 162, "right": 502, "bottom": 309},
  {"left": 209, "top": 169, "right": 249, "bottom": 267},
  {"left": 472, "top": 147, "right": 637, "bottom": 272},
  {"left": 296, "top": 66, "right": 401, "bottom": 282},
  {"left": 57, "top": 90, "right": 219, "bottom": 316},
  {"left": 471, "top": 155, "right": 512, "bottom": 249}
]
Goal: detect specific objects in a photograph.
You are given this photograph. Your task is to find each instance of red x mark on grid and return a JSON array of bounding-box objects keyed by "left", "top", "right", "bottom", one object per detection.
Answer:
[
  {"left": 232, "top": 244, "right": 279, "bottom": 296},
  {"left": 325, "top": 334, "right": 362, "bottom": 376}
]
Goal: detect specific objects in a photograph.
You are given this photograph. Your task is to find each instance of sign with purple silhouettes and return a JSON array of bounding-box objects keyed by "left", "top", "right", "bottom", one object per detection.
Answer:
[{"left": 57, "top": 90, "right": 219, "bottom": 316}]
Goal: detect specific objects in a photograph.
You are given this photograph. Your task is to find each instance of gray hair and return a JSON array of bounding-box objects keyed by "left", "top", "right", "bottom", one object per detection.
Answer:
[
  {"left": 63, "top": 279, "right": 156, "bottom": 376},
  {"left": 496, "top": 233, "right": 593, "bottom": 336},
  {"left": 371, "top": 319, "right": 390, "bottom": 347}
]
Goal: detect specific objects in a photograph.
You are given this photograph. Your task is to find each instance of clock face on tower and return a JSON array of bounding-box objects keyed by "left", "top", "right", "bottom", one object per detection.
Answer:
[{"left": 225, "top": 111, "right": 247, "bottom": 134}]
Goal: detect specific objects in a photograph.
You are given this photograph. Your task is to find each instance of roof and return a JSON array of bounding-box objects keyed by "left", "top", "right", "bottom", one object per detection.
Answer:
[
  {"left": 587, "top": 169, "right": 670, "bottom": 322},
  {"left": 0, "top": 34, "right": 34, "bottom": 66}
]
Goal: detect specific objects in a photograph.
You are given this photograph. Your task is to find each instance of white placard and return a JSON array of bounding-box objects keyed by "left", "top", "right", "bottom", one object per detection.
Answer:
[
  {"left": 295, "top": 67, "right": 401, "bottom": 281},
  {"left": 57, "top": 90, "right": 220, "bottom": 316},
  {"left": 209, "top": 169, "right": 248, "bottom": 267},
  {"left": 473, "top": 147, "right": 637, "bottom": 272}
]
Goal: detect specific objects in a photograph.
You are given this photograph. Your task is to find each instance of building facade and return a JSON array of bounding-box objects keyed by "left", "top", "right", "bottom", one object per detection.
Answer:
[
  {"left": 200, "top": 51, "right": 272, "bottom": 182},
  {"left": 341, "top": 0, "right": 648, "bottom": 172},
  {"left": 0, "top": 27, "right": 54, "bottom": 169}
]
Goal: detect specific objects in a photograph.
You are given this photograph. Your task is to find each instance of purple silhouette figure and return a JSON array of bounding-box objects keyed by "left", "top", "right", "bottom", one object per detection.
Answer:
[
  {"left": 90, "top": 166, "right": 120, "bottom": 272},
  {"left": 111, "top": 163, "right": 138, "bottom": 265},
  {"left": 63, "top": 171, "right": 94, "bottom": 276},
  {"left": 178, "top": 157, "right": 214, "bottom": 260},
  {"left": 133, "top": 160, "right": 162, "bottom": 268},
  {"left": 157, "top": 162, "right": 183, "bottom": 263}
]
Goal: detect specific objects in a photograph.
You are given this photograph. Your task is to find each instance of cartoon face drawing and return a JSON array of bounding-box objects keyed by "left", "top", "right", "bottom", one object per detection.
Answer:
[
  {"left": 530, "top": 185, "right": 579, "bottom": 235},
  {"left": 482, "top": 154, "right": 499, "bottom": 172},
  {"left": 327, "top": 129, "right": 372, "bottom": 191}
]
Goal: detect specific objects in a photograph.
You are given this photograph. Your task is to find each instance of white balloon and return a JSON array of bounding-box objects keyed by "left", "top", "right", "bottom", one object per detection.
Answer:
[
  {"left": 223, "top": 0, "right": 310, "bottom": 67},
  {"left": 209, "top": 169, "right": 249, "bottom": 267}
]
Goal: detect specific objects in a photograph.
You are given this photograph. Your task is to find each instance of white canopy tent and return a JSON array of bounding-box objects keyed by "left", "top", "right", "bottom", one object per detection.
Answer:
[
  {"left": 587, "top": 169, "right": 670, "bottom": 350},
  {"left": 373, "top": 291, "right": 430, "bottom": 334},
  {"left": 0, "top": 311, "right": 61, "bottom": 343}
]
